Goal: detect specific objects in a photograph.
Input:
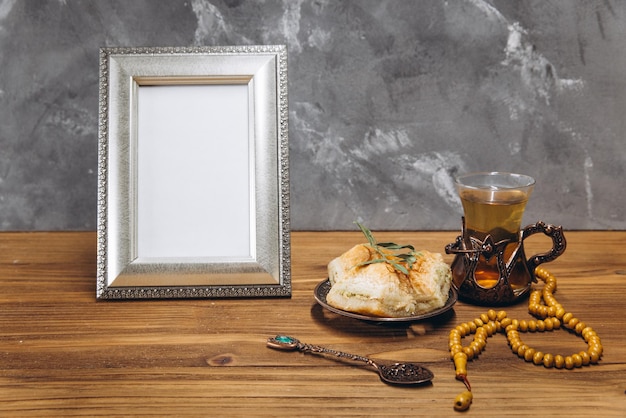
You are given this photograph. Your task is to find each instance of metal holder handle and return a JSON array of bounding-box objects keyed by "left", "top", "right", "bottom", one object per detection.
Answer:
[{"left": 522, "top": 221, "right": 567, "bottom": 273}]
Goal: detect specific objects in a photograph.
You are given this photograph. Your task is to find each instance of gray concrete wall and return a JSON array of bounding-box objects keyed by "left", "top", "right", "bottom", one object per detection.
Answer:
[{"left": 1, "top": 0, "right": 624, "bottom": 231}]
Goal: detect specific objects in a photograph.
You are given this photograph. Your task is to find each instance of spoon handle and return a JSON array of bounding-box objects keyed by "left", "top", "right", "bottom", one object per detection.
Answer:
[
  {"left": 267, "top": 335, "right": 376, "bottom": 367},
  {"left": 297, "top": 340, "right": 376, "bottom": 367}
]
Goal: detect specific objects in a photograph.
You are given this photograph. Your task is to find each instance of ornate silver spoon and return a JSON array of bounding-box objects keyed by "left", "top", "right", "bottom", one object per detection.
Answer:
[{"left": 267, "top": 335, "right": 434, "bottom": 385}]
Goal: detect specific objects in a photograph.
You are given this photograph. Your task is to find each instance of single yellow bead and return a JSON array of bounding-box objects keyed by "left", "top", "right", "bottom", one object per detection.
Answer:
[
  {"left": 524, "top": 347, "right": 536, "bottom": 362},
  {"left": 449, "top": 329, "right": 461, "bottom": 338},
  {"left": 590, "top": 349, "right": 603, "bottom": 361},
  {"left": 500, "top": 317, "right": 512, "bottom": 328},
  {"left": 472, "top": 342, "right": 485, "bottom": 355},
  {"left": 544, "top": 318, "right": 554, "bottom": 331},
  {"left": 579, "top": 351, "right": 590, "bottom": 366},
  {"left": 562, "top": 312, "right": 574, "bottom": 324},
  {"left": 581, "top": 326, "right": 595, "bottom": 337},
  {"left": 480, "top": 313, "right": 490, "bottom": 324},
  {"left": 457, "top": 323, "right": 470, "bottom": 336},
  {"left": 571, "top": 353, "right": 583, "bottom": 368},
  {"left": 496, "top": 310, "right": 507, "bottom": 321},
  {"left": 527, "top": 320, "right": 537, "bottom": 332},
  {"left": 554, "top": 354, "right": 565, "bottom": 369},
  {"left": 467, "top": 321, "right": 477, "bottom": 333},
  {"left": 470, "top": 342, "right": 483, "bottom": 356},
  {"left": 555, "top": 306, "right": 566, "bottom": 319},
  {"left": 567, "top": 317, "right": 580, "bottom": 329},
  {"left": 473, "top": 318, "right": 484, "bottom": 327},
  {"left": 519, "top": 320, "right": 528, "bottom": 332},
  {"left": 533, "top": 351, "right": 545, "bottom": 365},
  {"left": 574, "top": 321, "right": 586, "bottom": 335},
  {"left": 453, "top": 390, "right": 473, "bottom": 411},
  {"left": 564, "top": 356, "right": 574, "bottom": 369},
  {"left": 517, "top": 344, "right": 529, "bottom": 357},
  {"left": 495, "top": 321, "right": 502, "bottom": 333},
  {"left": 487, "top": 309, "right": 497, "bottom": 321},
  {"left": 543, "top": 353, "right": 554, "bottom": 368},
  {"left": 536, "top": 320, "right": 545, "bottom": 332},
  {"left": 510, "top": 339, "right": 522, "bottom": 352},
  {"left": 589, "top": 344, "right": 603, "bottom": 356}
]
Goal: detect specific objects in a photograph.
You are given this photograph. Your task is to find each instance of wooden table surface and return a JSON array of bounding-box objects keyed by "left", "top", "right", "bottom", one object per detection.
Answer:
[{"left": 0, "top": 230, "right": 625, "bottom": 416}]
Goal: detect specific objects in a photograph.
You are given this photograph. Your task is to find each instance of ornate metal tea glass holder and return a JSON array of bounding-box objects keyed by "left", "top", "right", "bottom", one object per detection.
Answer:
[{"left": 446, "top": 218, "right": 566, "bottom": 306}]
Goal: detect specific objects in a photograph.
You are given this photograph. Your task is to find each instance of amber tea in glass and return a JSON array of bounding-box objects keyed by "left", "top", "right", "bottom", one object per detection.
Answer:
[
  {"left": 446, "top": 172, "right": 566, "bottom": 305},
  {"left": 459, "top": 184, "right": 530, "bottom": 290}
]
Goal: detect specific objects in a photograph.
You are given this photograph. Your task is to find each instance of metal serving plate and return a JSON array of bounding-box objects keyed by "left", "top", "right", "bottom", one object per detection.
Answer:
[{"left": 314, "top": 279, "right": 458, "bottom": 322}]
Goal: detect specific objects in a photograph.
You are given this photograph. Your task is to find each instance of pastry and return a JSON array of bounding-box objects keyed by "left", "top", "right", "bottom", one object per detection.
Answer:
[{"left": 326, "top": 243, "right": 452, "bottom": 318}]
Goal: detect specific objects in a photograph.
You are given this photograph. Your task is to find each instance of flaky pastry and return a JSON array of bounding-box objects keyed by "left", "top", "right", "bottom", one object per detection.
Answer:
[{"left": 326, "top": 244, "right": 452, "bottom": 318}]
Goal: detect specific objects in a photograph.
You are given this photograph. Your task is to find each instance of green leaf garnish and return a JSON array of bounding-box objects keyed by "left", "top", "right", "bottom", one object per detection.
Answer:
[
  {"left": 355, "top": 221, "right": 378, "bottom": 247},
  {"left": 378, "top": 242, "right": 415, "bottom": 251},
  {"left": 353, "top": 221, "right": 421, "bottom": 275}
]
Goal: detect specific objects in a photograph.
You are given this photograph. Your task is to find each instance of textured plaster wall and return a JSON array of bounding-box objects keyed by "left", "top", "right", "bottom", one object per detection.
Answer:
[{"left": 0, "top": 0, "right": 625, "bottom": 231}]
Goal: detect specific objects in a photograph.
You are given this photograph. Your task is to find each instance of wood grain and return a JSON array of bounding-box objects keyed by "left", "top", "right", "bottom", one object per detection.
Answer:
[{"left": 0, "top": 231, "right": 625, "bottom": 416}]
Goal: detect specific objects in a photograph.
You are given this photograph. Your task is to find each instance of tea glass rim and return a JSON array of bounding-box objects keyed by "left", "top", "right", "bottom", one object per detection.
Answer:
[{"left": 455, "top": 171, "right": 535, "bottom": 191}]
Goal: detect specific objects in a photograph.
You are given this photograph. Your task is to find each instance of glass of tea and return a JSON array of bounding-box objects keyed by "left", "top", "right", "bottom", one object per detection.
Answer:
[{"left": 446, "top": 172, "right": 566, "bottom": 305}]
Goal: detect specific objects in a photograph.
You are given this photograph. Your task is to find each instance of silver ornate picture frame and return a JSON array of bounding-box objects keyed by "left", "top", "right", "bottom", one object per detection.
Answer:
[{"left": 96, "top": 46, "right": 290, "bottom": 299}]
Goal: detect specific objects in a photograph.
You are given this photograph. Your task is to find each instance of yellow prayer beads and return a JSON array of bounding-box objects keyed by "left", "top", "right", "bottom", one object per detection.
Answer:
[{"left": 450, "top": 267, "right": 603, "bottom": 412}]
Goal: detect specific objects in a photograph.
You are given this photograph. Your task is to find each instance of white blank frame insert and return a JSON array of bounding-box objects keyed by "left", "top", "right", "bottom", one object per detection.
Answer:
[
  {"left": 136, "top": 84, "right": 251, "bottom": 259},
  {"left": 96, "top": 46, "right": 290, "bottom": 300}
]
